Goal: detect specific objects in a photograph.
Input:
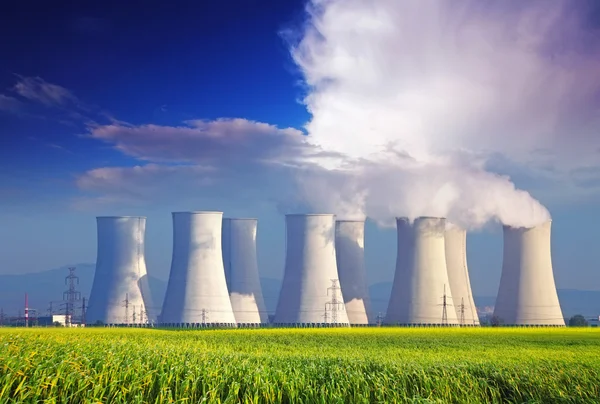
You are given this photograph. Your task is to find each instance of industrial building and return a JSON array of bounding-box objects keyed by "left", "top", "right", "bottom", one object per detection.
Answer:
[
  {"left": 222, "top": 218, "right": 268, "bottom": 324},
  {"left": 274, "top": 214, "right": 350, "bottom": 326},
  {"left": 385, "top": 217, "right": 459, "bottom": 325},
  {"left": 160, "top": 212, "right": 237, "bottom": 326},
  {"left": 493, "top": 221, "right": 565, "bottom": 326},
  {"left": 86, "top": 216, "right": 151, "bottom": 325},
  {"left": 335, "top": 220, "right": 371, "bottom": 324},
  {"left": 445, "top": 225, "right": 480, "bottom": 325}
]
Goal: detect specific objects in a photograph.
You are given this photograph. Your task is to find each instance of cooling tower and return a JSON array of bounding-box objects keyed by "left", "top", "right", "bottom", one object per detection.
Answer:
[
  {"left": 335, "top": 220, "right": 370, "bottom": 324},
  {"left": 385, "top": 217, "right": 458, "bottom": 325},
  {"left": 222, "top": 218, "right": 267, "bottom": 324},
  {"left": 493, "top": 221, "right": 565, "bottom": 326},
  {"left": 445, "top": 225, "right": 480, "bottom": 325},
  {"left": 87, "top": 216, "right": 151, "bottom": 325},
  {"left": 274, "top": 214, "right": 350, "bottom": 325},
  {"left": 160, "top": 212, "right": 236, "bottom": 326}
]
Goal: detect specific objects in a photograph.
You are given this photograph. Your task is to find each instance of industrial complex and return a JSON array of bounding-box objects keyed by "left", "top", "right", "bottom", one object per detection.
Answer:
[{"left": 6, "top": 212, "right": 570, "bottom": 328}]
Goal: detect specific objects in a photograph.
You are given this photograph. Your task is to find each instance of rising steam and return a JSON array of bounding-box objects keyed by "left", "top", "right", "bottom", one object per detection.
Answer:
[{"left": 288, "top": 0, "right": 599, "bottom": 228}]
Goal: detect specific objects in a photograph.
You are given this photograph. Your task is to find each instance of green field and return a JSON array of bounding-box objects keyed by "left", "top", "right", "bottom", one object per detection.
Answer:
[{"left": 1, "top": 328, "right": 599, "bottom": 403}]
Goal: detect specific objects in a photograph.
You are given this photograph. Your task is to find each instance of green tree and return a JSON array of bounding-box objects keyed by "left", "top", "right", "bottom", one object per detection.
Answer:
[{"left": 568, "top": 315, "right": 588, "bottom": 327}]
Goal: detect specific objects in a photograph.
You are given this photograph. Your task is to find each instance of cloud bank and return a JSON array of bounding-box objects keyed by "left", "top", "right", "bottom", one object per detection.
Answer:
[
  {"left": 286, "top": 0, "right": 600, "bottom": 227},
  {"left": 75, "top": 0, "right": 600, "bottom": 229}
]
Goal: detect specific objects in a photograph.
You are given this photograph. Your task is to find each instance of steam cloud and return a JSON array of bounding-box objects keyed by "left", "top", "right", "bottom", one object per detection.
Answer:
[{"left": 289, "top": 0, "right": 600, "bottom": 228}]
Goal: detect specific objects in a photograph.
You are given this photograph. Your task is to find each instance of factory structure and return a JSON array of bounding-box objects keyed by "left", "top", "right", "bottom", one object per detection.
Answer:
[
  {"left": 222, "top": 218, "right": 268, "bottom": 324},
  {"left": 82, "top": 211, "right": 565, "bottom": 328},
  {"left": 87, "top": 216, "right": 151, "bottom": 325},
  {"left": 494, "top": 221, "right": 564, "bottom": 326},
  {"left": 160, "top": 212, "right": 236, "bottom": 327},
  {"left": 274, "top": 214, "right": 350, "bottom": 326}
]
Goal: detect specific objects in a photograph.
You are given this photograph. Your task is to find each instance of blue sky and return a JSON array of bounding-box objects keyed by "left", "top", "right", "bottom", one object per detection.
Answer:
[{"left": 1, "top": 0, "right": 599, "bottom": 297}]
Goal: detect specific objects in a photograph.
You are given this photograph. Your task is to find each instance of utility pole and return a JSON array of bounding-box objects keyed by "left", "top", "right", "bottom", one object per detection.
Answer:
[
  {"left": 376, "top": 312, "right": 384, "bottom": 327},
  {"left": 441, "top": 284, "right": 448, "bottom": 326},
  {"left": 81, "top": 298, "right": 86, "bottom": 326},
  {"left": 322, "top": 309, "right": 329, "bottom": 324},
  {"left": 325, "top": 279, "right": 343, "bottom": 325},
  {"left": 459, "top": 297, "right": 465, "bottom": 326},
  {"left": 123, "top": 294, "right": 130, "bottom": 325},
  {"left": 24, "top": 293, "right": 29, "bottom": 328},
  {"left": 63, "top": 267, "right": 81, "bottom": 325}
]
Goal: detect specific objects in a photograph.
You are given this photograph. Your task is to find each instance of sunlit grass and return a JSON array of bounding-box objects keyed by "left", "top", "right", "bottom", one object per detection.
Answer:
[{"left": 0, "top": 327, "right": 599, "bottom": 403}]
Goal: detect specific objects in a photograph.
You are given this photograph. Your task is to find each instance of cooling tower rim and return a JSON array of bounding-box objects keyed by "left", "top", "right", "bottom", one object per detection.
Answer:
[
  {"left": 394, "top": 216, "right": 447, "bottom": 220},
  {"left": 335, "top": 219, "right": 365, "bottom": 223},
  {"left": 172, "top": 211, "right": 223, "bottom": 215},
  {"left": 502, "top": 219, "right": 552, "bottom": 230},
  {"left": 223, "top": 217, "right": 257, "bottom": 221},
  {"left": 285, "top": 213, "right": 336, "bottom": 217},
  {"left": 96, "top": 215, "right": 146, "bottom": 219}
]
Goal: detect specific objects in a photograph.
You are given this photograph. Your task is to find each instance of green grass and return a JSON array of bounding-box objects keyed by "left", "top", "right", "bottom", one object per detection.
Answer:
[{"left": 1, "top": 327, "right": 599, "bottom": 403}]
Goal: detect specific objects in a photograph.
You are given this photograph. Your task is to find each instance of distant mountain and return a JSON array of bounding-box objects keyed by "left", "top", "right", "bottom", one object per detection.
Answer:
[{"left": 1, "top": 268, "right": 598, "bottom": 319}]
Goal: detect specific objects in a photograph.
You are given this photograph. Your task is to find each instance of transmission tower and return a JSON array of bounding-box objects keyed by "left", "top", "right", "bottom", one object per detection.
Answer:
[
  {"left": 459, "top": 297, "right": 465, "bottom": 326},
  {"left": 0, "top": 308, "right": 4, "bottom": 326},
  {"left": 123, "top": 293, "right": 130, "bottom": 325},
  {"left": 24, "top": 293, "right": 29, "bottom": 328},
  {"left": 376, "top": 312, "right": 384, "bottom": 327},
  {"left": 325, "top": 279, "right": 343, "bottom": 325},
  {"left": 322, "top": 309, "right": 329, "bottom": 324},
  {"left": 441, "top": 284, "right": 448, "bottom": 325},
  {"left": 201, "top": 309, "right": 208, "bottom": 325},
  {"left": 63, "top": 267, "right": 81, "bottom": 325},
  {"left": 132, "top": 305, "right": 137, "bottom": 324},
  {"left": 81, "top": 298, "right": 86, "bottom": 326}
]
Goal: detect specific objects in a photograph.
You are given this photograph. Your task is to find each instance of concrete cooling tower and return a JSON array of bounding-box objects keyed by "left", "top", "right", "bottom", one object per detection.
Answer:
[
  {"left": 385, "top": 217, "right": 458, "bottom": 325},
  {"left": 274, "top": 214, "right": 350, "bottom": 326},
  {"left": 87, "top": 216, "right": 151, "bottom": 325},
  {"left": 493, "top": 221, "right": 565, "bottom": 326},
  {"left": 160, "top": 212, "right": 236, "bottom": 326},
  {"left": 222, "top": 218, "right": 267, "bottom": 324},
  {"left": 335, "top": 220, "right": 370, "bottom": 324},
  {"left": 445, "top": 225, "right": 479, "bottom": 326}
]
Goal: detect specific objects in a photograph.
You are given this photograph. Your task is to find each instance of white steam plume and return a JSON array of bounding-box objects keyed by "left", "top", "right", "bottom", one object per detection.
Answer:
[{"left": 288, "top": 0, "right": 600, "bottom": 228}]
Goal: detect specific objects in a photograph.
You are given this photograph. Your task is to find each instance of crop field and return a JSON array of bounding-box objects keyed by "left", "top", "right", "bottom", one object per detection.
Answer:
[{"left": 0, "top": 328, "right": 599, "bottom": 403}]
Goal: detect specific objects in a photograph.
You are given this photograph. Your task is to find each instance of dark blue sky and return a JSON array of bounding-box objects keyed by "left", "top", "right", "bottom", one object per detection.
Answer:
[{"left": 0, "top": 0, "right": 599, "bottom": 299}]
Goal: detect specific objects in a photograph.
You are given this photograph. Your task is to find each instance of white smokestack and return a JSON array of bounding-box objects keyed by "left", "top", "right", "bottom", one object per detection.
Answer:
[
  {"left": 222, "top": 218, "right": 268, "bottom": 324},
  {"left": 274, "top": 214, "right": 349, "bottom": 325},
  {"left": 335, "top": 220, "right": 370, "bottom": 324},
  {"left": 493, "top": 221, "right": 565, "bottom": 326},
  {"left": 445, "top": 225, "right": 479, "bottom": 325},
  {"left": 87, "top": 216, "right": 151, "bottom": 325},
  {"left": 160, "top": 211, "right": 236, "bottom": 326},
  {"left": 385, "top": 216, "right": 458, "bottom": 325}
]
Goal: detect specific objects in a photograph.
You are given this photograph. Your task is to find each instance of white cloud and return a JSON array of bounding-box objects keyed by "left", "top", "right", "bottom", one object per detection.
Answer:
[
  {"left": 86, "top": 118, "right": 312, "bottom": 165},
  {"left": 12, "top": 76, "right": 79, "bottom": 107}
]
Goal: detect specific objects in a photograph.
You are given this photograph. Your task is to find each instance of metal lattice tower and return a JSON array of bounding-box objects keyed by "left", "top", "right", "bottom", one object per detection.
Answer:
[
  {"left": 123, "top": 293, "right": 130, "bottom": 325},
  {"left": 63, "top": 267, "right": 81, "bottom": 325},
  {"left": 376, "top": 312, "right": 384, "bottom": 327},
  {"left": 441, "top": 284, "right": 448, "bottom": 325},
  {"left": 460, "top": 297, "right": 466, "bottom": 326},
  {"left": 325, "top": 279, "right": 343, "bottom": 325},
  {"left": 201, "top": 309, "right": 209, "bottom": 325}
]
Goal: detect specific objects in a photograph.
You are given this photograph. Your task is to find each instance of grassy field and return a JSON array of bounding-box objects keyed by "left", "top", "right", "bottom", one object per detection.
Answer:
[{"left": 0, "top": 328, "right": 599, "bottom": 403}]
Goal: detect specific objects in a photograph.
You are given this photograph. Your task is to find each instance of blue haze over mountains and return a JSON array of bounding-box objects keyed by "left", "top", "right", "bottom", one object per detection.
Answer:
[{"left": 0, "top": 264, "right": 597, "bottom": 319}]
